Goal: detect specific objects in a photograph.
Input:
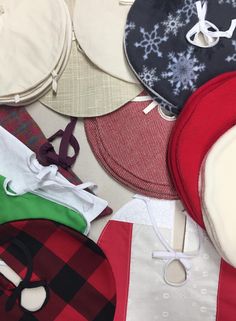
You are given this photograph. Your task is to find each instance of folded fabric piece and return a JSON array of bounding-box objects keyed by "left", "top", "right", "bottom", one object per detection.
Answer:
[
  {"left": 0, "top": 0, "right": 72, "bottom": 106},
  {"left": 0, "top": 125, "right": 109, "bottom": 231},
  {"left": 168, "top": 72, "right": 236, "bottom": 320},
  {"left": 0, "top": 105, "right": 112, "bottom": 217},
  {"left": 99, "top": 195, "right": 222, "bottom": 321},
  {"left": 41, "top": 0, "right": 142, "bottom": 117},
  {"left": 85, "top": 93, "right": 177, "bottom": 199},
  {"left": 73, "top": 0, "right": 137, "bottom": 83},
  {"left": 0, "top": 174, "right": 88, "bottom": 233},
  {"left": 0, "top": 219, "right": 116, "bottom": 320},
  {"left": 125, "top": 0, "right": 236, "bottom": 115},
  {"left": 200, "top": 126, "right": 236, "bottom": 267}
]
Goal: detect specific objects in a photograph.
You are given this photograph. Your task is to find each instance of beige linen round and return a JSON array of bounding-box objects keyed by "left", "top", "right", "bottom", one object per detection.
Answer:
[{"left": 41, "top": 39, "right": 142, "bottom": 117}]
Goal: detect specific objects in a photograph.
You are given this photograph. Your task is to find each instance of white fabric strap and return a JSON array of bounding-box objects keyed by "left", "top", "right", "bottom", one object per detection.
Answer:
[
  {"left": 119, "top": 0, "right": 134, "bottom": 5},
  {"left": 186, "top": 1, "right": 236, "bottom": 48},
  {"left": 132, "top": 95, "right": 159, "bottom": 114},
  {"left": 0, "top": 125, "right": 108, "bottom": 229},
  {"left": 0, "top": 260, "right": 6, "bottom": 267},
  {"left": 51, "top": 70, "right": 59, "bottom": 94},
  {"left": 14, "top": 95, "right": 20, "bottom": 104},
  {"left": 3, "top": 155, "right": 96, "bottom": 213},
  {"left": 135, "top": 195, "right": 202, "bottom": 286}
]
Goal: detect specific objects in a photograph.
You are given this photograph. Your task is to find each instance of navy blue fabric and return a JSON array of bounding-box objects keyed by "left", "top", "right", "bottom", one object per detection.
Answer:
[{"left": 125, "top": 0, "right": 236, "bottom": 114}]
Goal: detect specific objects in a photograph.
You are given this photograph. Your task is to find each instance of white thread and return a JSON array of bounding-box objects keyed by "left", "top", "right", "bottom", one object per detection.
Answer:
[{"left": 186, "top": 1, "right": 236, "bottom": 48}]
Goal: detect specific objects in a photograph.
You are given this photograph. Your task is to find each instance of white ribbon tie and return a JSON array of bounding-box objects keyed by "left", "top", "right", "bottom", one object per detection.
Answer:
[{"left": 186, "top": 1, "right": 236, "bottom": 48}]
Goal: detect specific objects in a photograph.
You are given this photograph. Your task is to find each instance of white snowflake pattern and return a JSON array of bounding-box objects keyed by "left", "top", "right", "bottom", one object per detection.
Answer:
[
  {"left": 162, "top": 47, "right": 205, "bottom": 96},
  {"left": 177, "top": 0, "right": 198, "bottom": 24},
  {"left": 135, "top": 24, "right": 168, "bottom": 60},
  {"left": 226, "top": 40, "right": 236, "bottom": 62},
  {"left": 139, "top": 65, "right": 159, "bottom": 88},
  {"left": 162, "top": 13, "right": 185, "bottom": 36},
  {"left": 125, "top": 21, "right": 136, "bottom": 40},
  {"left": 218, "top": 0, "right": 236, "bottom": 7}
]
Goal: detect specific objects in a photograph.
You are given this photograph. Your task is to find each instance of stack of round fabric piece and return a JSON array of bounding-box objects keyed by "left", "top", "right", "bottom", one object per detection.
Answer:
[
  {"left": 0, "top": 0, "right": 72, "bottom": 106},
  {"left": 168, "top": 71, "right": 236, "bottom": 267},
  {"left": 168, "top": 73, "right": 236, "bottom": 321},
  {"left": 85, "top": 93, "right": 177, "bottom": 199}
]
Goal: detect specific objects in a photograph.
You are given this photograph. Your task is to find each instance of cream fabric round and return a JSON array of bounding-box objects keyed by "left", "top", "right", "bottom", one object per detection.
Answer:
[
  {"left": 0, "top": 0, "right": 72, "bottom": 105},
  {"left": 200, "top": 125, "right": 236, "bottom": 268},
  {"left": 73, "top": 0, "right": 138, "bottom": 84}
]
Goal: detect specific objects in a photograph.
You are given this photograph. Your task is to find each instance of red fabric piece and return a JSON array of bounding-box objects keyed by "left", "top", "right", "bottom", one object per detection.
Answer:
[
  {"left": 168, "top": 72, "right": 236, "bottom": 321},
  {"left": 85, "top": 93, "right": 177, "bottom": 199},
  {"left": 98, "top": 221, "right": 133, "bottom": 321},
  {"left": 0, "top": 219, "right": 116, "bottom": 321},
  {"left": 0, "top": 106, "right": 112, "bottom": 217}
]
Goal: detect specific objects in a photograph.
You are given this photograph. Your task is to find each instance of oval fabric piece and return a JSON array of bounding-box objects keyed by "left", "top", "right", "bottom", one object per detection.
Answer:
[
  {"left": 125, "top": 0, "right": 236, "bottom": 114},
  {"left": 85, "top": 93, "right": 177, "bottom": 199}
]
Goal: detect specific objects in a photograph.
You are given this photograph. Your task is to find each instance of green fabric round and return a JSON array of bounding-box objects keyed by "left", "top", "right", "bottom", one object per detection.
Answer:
[{"left": 0, "top": 175, "right": 88, "bottom": 233}]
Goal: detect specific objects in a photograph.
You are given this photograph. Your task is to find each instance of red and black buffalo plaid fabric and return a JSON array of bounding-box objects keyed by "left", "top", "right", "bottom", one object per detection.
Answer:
[
  {"left": 0, "top": 219, "right": 116, "bottom": 321},
  {"left": 0, "top": 106, "right": 112, "bottom": 217}
]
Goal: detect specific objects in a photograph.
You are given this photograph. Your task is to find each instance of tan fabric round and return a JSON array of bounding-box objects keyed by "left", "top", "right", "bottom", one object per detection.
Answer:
[
  {"left": 41, "top": 40, "right": 142, "bottom": 117},
  {"left": 73, "top": 0, "right": 138, "bottom": 83},
  {"left": 0, "top": 0, "right": 72, "bottom": 105},
  {"left": 200, "top": 125, "right": 236, "bottom": 268}
]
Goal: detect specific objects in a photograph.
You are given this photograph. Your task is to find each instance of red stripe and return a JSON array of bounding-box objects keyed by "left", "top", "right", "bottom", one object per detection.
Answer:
[{"left": 98, "top": 220, "right": 133, "bottom": 321}]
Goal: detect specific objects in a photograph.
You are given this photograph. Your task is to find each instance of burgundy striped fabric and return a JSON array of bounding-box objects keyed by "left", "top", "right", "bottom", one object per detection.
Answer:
[
  {"left": 85, "top": 94, "right": 177, "bottom": 199},
  {"left": 0, "top": 106, "right": 112, "bottom": 217}
]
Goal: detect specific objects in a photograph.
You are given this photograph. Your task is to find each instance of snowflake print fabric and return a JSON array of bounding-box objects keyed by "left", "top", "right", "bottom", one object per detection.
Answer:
[
  {"left": 226, "top": 40, "right": 236, "bottom": 62},
  {"left": 125, "top": 21, "right": 136, "bottom": 42},
  {"left": 134, "top": 24, "right": 168, "bottom": 59},
  {"left": 218, "top": 0, "right": 236, "bottom": 7},
  {"left": 125, "top": 0, "right": 236, "bottom": 115},
  {"left": 162, "top": 14, "right": 184, "bottom": 36},
  {"left": 177, "top": 0, "right": 197, "bottom": 23},
  {"left": 162, "top": 47, "right": 205, "bottom": 95},
  {"left": 139, "top": 66, "right": 159, "bottom": 88}
]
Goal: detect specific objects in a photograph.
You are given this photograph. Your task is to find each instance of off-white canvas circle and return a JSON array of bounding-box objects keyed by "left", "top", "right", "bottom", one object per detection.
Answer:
[
  {"left": 0, "top": 0, "right": 67, "bottom": 97},
  {"left": 201, "top": 125, "right": 236, "bottom": 268},
  {"left": 73, "top": 0, "right": 138, "bottom": 83}
]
